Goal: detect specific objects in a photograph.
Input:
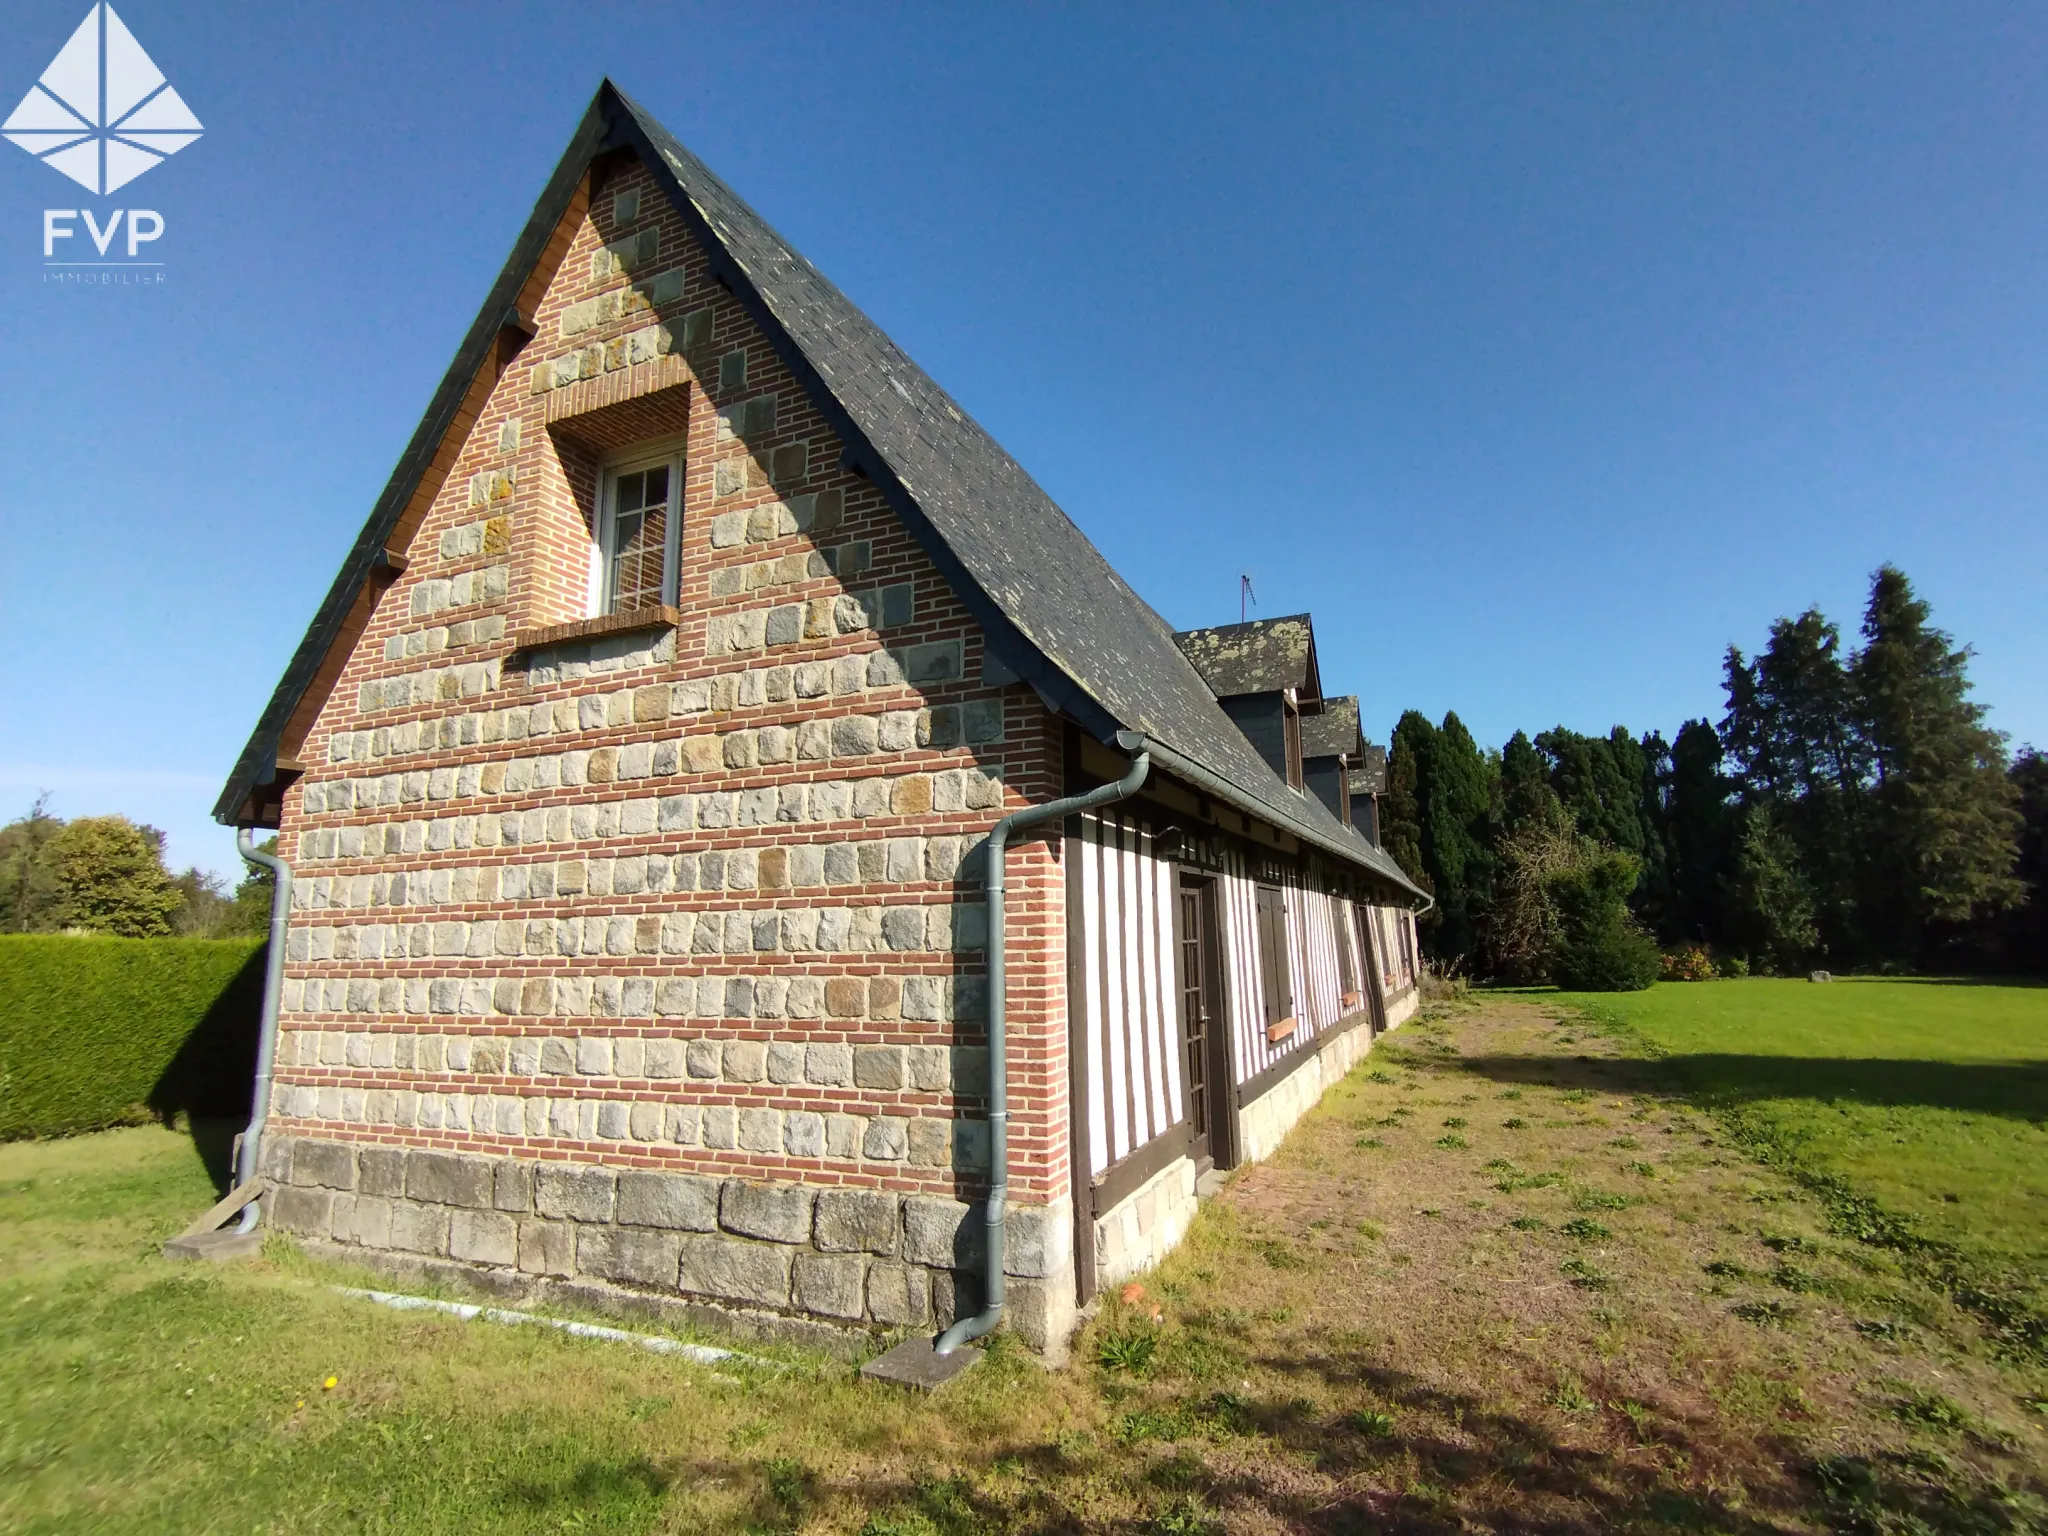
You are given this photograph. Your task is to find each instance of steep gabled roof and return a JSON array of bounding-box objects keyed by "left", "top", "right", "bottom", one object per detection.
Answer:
[
  {"left": 1302, "top": 695, "right": 1362, "bottom": 762},
  {"left": 1171, "top": 615, "right": 1322, "bottom": 702},
  {"left": 215, "top": 81, "right": 1422, "bottom": 902},
  {"left": 1349, "top": 744, "right": 1389, "bottom": 798}
]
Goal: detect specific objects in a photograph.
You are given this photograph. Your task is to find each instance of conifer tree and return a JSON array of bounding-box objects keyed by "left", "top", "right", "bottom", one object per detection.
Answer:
[
  {"left": 1384, "top": 711, "right": 1434, "bottom": 899},
  {"left": 1422, "top": 712, "right": 1497, "bottom": 969},
  {"left": 1850, "top": 565, "right": 2022, "bottom": 958},
  {"left": 1664, "top": 719, "right": 1731, "bottom": 943},
  {"left": 1498, "top": 730, "right": 1559, "bottom": 838}
]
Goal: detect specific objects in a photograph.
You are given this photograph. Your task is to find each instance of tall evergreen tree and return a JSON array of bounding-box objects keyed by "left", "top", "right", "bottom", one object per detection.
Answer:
[
  {"left": 1664, "top": 719, "right": 1731, "bottom": 944},
  {"left": 1422, "top": 712, "right": 1497, "bottom": 968},
  {"left": 1383, "top": 711, "right": 1434, "bottom": 900},
  {"left": 1498, "top": 729, "right": 1560, "bottom": 839},
  {"left": 1850, "top": 565, "right": 2023, "bottom": 959},
  {"left": 0, "top": 796, "right": 65, "bottom": 933},
  {"left": 1632, "top": 729, "right": 1676, "bottom": 939},
  {"left": 1535, "top": 728, "right": 1645, "bottom": 856}
]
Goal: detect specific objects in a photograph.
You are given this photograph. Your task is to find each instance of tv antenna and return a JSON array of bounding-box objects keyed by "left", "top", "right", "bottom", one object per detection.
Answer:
[{"left": 1240, "top": 573, "right": 1256, "bottom": 624}]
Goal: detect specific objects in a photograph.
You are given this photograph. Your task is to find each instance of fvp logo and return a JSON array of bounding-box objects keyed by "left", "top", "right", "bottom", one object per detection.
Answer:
[{"left": 4, "top": 3, "right": 201, "bottom": 195}]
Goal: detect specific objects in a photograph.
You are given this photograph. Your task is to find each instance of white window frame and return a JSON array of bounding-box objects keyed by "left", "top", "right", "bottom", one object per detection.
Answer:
[{"left": 587, "top": 438, "right": 685, "bottom": 617}]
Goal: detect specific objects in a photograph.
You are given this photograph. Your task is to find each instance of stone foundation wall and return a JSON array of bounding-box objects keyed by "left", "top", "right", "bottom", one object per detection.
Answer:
[
  {"left": 1238, "top": 1002, "right": 1405, "bottom": 1168},
  {"left": 1092, "top": 1154, "right": 1200, "bottom": 1293},
  {"left": 263, "top": 1134, "right": 1074, "bottom": 1351}
]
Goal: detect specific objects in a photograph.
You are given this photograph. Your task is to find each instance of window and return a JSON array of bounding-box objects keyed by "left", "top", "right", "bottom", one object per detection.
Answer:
[
  {"left": 591, "top": 446, "right": 682, "bottom": 615},
  {"left": 1334, "top": 900, "right": 1358, "bottom": 999},
  {"left": 1253, "top": 883, "right": 1293, "bottom": 1032}
]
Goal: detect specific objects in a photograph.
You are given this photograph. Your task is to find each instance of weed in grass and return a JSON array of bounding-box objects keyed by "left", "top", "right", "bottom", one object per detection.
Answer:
[
  {"left": 1561, "top": 1218, "right": 1612, "bottom": 1242},
  {"left": 1890, "top": 1387, "right": 1973, "bottom": 1435},
  {"left": 1147, "top": 1497, "right": 1219, "bottom": 1536},
  {"left": 1762, "top": 1233, "right": 1818, "bottom": 1255},
  {"left": 1624, "top": 1161, "right": 1658, "bottom": 1178},
  {"left": 1771, "top": 1262, "right": 1820, "bottom": 1294},
  {"left": 1434, "top": 1134, "right": 1469, "bottom": 1150},
  {"left": 1610, "top": 1136, "right": 1642, "bottom": 1150},
  {"left": 1499, "top": 1089, "right": 1523, "bottom": 1101},
  {"left": 1497, "top": 1171, "right": 1562, "bottom": 1194},
  {"left": 1703, "top": 1260, "right": 1750, "bottom": 1279},
  {"left": 1561, "top": 1258, "right": 1610, "bottom": 1290},
  {"left": 1611, "top": 1399, "right": 1655, "bottom": 1434},
  {"left": 1357, "top": 1220, "right": 1384, "bottom": 1241},
  {"left": 1573, "top": 1188, "right": 1634, "bottom": 1211},
  {"left": 1853, "top": 1319, "right": 1910, "bottom": 1341},
  {"left": 1561, "top": 1089, "right": 1591, "bottom": 1103},
  {"left": 1503, "top": 1117, "right": 1528, "bottom": 1129},
  {"left": 1732, "top": 1299, "right": 1798, "bottom": 1328},
  {"left": 1346, "top": 1409, "right": 1395, "bottom": 1436},
  {"left": 1442, "top": 1116, "right": 1467, "bottom": 1129},
  {"left": 1550, "top": 1378, "right": 1597, "bottom": 1414},
  {"left": 1509, "top": 1216, "right": 1545, "bottom": 1231},
  {"left": 1253, "top": 1238, "right": 1307, "bottom": 1271},
  {"left": 1354, "top": 1136, "right": 1385, "bottom": 1150},
  {"left": 1114, "top": 1405, "right": 1193, "bottom": 1445},
  {"left": 1097, "top": 1328, "right": 1160, "bottom": 1374},
  {"left": 760, "top": 1455, "right": 816, "bottom": 1532},
  {"left": 1194, "top": 1390, "right": 1256, "bottom": 1436},
  {"left": 1367, "top": 1069, "right": 1396, "bottom": 1084}
]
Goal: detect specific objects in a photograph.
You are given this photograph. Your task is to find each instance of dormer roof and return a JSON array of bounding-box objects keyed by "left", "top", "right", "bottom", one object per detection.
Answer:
[
  {"left": 1301, "top": 695, "right": 1362, "bottom": 762},
  {"left": 1171, "top": 615, "right": 1323, "bottom": 703}
]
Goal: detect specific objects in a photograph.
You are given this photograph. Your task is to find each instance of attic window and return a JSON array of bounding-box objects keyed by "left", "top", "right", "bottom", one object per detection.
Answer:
[
  {"left": 591, "top": 442, "right": 682, "bottom": 615},
  {"left": 1282, "top": 690, "right": 1303, "bottom": 791}
]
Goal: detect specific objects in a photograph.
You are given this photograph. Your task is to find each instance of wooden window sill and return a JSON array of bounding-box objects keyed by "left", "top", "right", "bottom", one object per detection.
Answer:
[
  {"left": 511, "top": 607, "right": 678, "bottom": 652},
  {"left": 1266, "top": 1017, "right": 1298, "bottom": 1043}
]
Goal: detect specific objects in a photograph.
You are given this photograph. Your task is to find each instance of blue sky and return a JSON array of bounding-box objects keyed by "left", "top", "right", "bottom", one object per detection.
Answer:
[{"left": 2, "top": 3, "right": 2043, "bottom": 879}]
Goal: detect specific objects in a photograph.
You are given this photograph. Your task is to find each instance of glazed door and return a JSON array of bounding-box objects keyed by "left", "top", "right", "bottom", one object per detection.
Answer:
[{"left": 1176, "top": 875, "right": 1235, "bottom": 1169}]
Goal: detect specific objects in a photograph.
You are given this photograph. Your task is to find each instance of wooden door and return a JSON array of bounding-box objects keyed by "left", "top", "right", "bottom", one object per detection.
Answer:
[{"left": 1177, "top": 874, "right": 1236, "bottom": 1170}]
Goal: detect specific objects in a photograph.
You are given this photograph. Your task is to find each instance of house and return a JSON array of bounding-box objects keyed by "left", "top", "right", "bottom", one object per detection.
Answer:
[{"left": 214, "top": 81, "right": 1426, "bottom": 1355}]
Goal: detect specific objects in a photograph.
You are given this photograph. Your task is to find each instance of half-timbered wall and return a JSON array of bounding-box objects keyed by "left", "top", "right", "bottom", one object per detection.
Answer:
[{"left": 1073, "top": 809, "right": 1185, "bottom": 1180}]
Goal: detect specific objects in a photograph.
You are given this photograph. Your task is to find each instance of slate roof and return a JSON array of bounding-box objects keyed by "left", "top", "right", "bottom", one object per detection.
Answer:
[
  {"left": 214, "top": 82, "right": 1422, "bottom": 902},
  {"left": 1301, "top": 695, "right": 1362, "bottom": 762},
  {"left": 1172, "top": 616, "right": 1321, "bottom": 701},
  {"left": 1349, "top": 745, "right": 1389, "bottom": 798}
]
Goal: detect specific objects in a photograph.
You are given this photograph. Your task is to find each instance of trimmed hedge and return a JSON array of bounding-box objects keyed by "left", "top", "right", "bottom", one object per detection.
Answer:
[{"left": 0, "top": 935, "right": 265, "bottom": 1139}]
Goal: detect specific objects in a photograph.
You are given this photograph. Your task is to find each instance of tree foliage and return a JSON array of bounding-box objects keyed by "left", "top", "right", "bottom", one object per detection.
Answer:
[{"left": 0, "top": 805, "right": 261, "bottom": 940}]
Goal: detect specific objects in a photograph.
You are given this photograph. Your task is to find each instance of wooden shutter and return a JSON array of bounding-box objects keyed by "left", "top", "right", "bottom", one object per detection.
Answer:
[{"left": 1254, "top": 884, "right": 1294, "bottom": 1038}]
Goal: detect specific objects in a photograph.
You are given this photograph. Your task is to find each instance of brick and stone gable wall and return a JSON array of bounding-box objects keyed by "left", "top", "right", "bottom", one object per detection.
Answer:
[{"left": 267, "top": 153, "right": 1076, "bottom": 1344}]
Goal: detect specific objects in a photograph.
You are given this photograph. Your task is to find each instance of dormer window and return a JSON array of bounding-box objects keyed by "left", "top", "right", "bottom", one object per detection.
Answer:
[
  {"left": 591, "top": 443, "right": 682, "bottom": 615},
  {"left": 1282, "top": 688, "right": 1303, "bottom": 790}
]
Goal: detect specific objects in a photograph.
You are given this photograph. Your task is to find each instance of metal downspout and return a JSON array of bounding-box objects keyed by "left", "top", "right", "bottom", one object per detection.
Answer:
[
  {"left": 934, "top": 731, "right": 1152, "bottom": 1356},
  {"left": 233, "top": 826, "right": 293, "bottom": 1233}
]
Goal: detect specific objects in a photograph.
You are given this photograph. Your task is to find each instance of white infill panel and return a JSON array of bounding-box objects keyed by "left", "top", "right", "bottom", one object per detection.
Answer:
[{"left": 1076, "top": 810, "right": 1188, "bottom": 1178}]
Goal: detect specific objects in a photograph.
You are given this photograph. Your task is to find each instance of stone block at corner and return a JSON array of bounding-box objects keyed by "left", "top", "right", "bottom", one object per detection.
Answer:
[
  {"left": 720, "top": 1179, "right": 813, "bottom": 1243},
  {"left": 576, "top": 1226, "right": 683, "bottom": 1288},
  {"left": 616, "top": 1170, "right": 720, "bottom": 1231},
  {"left": 449, "top": 1208, "right": 518, "bottom": 1267},
  {"left": 406, "top": 1150, "right": 493, "bottom": 1208},
  {"left": 291, "top": 1140, "right": 357, "bottom": 1191},
  {"left": 865, "top": 1261, "right": 932, "bottom": 1327},
  {"left": 677, "top": 1233, "right": 792, "bottom": 1307},
  {"left": 535, "top": 1163, "right": 617, "bottom": 1222},
  {"left": 903, "top": 1195, "right": 983, "bottom": 1271},
  {"left": 1003, "top": 1202, "right": 1071, "bottom": 1279},
  {"left": 792, "top": 1252, "right": 866, "bottom": 1319},
  {"left": 812, "top": 1189, "right": 900, "bottom": 1255},
  {"left": 270, "top": 1183, "right": 333, "bottom": 1233}
]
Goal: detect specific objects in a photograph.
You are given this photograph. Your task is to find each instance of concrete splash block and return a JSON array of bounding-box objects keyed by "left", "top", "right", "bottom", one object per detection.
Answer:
[
  {"left": 860, "top": 1336, "right": 981, "bottom": 1391},
  {"left": 163, "top": 1229, "right": 264, "bottom": 1264}
]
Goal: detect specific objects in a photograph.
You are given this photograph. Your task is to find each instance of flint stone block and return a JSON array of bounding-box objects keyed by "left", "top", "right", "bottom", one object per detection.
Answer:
[
  {"left": 576, "top": 1226, "right": 682, "bottom": 1288},
  {"left": 677, "top": 1233, "right": 791, "bottom": 1307},
  {"left": 271, "top": 1184, "right": 333, "bottom": 1233},
  {"left": 406, "top": 1150, "right": 493, "bottom": 1208},
  {"left": 903, "top": 1195, "right": 984, "bottom": 1271},
  {"left": 813, "top": 1189, "right": 901, "bottom": 1255},
  {"left": 535, "top": 1163, "right": 617, "bottom": 1222},
  {"left": 292, "top": 1140, "right": 357, "bottom": 1190},
  {"left": 865, "top": 1261, "right": 932, "bottom": 1327},
  {"left": 389, "top": 1200, "right": 451, "bottom": 1256},
  {"left": 518, "top": 1218, "right": 575, "bottom": 1276},
  {"left": 358, "top": 1147, "right": 406, "bottom": 1198},
  {"left": 616, "top": 1170, "right": 720, "bottom": 1231},
  {"left": 720, "top": 1180, "right": 813, "bottom": 1243},
  {"left": 793, "top": 1252, "right": 867, "bottom": 1319},
  {"left": 449, "top": 1209, "right": 518, "bottom": 1266}
]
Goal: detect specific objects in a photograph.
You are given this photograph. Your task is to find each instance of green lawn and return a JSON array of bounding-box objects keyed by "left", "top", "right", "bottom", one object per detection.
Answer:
[{"left": 1551, "top": 977, "right": 2048, "bottom": 1324}]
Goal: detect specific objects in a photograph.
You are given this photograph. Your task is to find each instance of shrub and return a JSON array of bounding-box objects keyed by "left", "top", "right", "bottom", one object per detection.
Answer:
[
  {"left": 0, "top": 935, "right": 264, "bottom": 1138},
  {"left": 1659, "top": 945, "right": 1717, "bottom": 982},
  {"left": 1546, "top": 851, "right": 1661, "bottom": 992}
]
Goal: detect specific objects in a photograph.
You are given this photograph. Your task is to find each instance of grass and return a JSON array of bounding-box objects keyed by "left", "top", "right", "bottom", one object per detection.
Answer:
[
  {"left": 1548, "top": 978, "right": 2048, "bottom": 1333},
  {"left": 2, "top": 990, "right": 2044, "bottom": 1532}
]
